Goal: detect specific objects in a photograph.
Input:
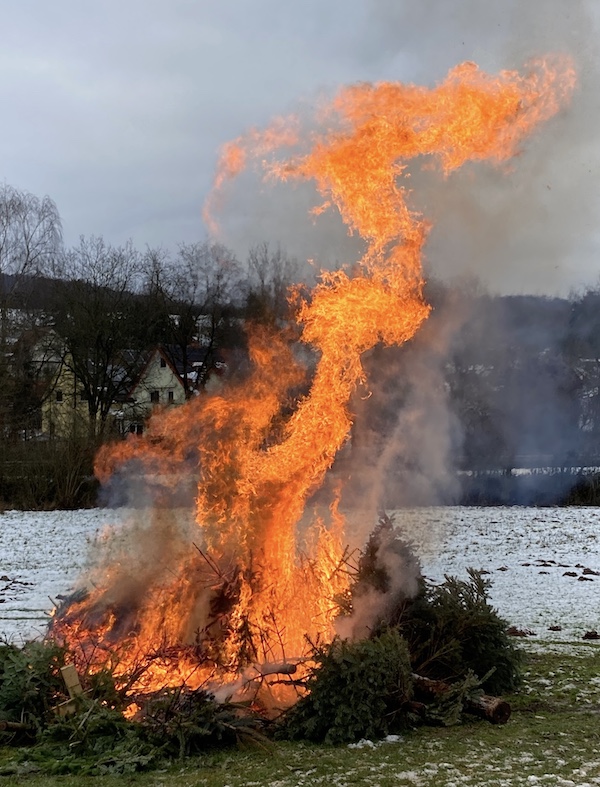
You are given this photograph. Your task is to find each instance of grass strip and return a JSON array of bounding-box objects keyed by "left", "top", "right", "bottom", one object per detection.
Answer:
[{"left": 0, "top": 641, "right": 598, "bottom": 787}]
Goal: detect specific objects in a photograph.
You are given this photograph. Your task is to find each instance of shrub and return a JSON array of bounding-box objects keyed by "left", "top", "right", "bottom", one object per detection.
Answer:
[
  {"left": 400, "top": 568, "right": 522, "bottom": 694},
  {"left": 0, "top": 641, "right": 66, "bottom": 731},
  {"left": 282, "top": 628, "right": 413, "bottom": 744},
  {"left": 343, "top": 516, "right": 521, "bottom": 696}
]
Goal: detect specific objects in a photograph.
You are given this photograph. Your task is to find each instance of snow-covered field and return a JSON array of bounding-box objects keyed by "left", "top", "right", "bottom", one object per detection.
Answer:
[
  {"left": 0, "top": 506, "right": 598, "bottom": 643},
  {"left": 391, "top": 507, "right": 600, "bottom": 642},
  {"left": 0, "top": 508, "right": 109, "bottom": 642}
]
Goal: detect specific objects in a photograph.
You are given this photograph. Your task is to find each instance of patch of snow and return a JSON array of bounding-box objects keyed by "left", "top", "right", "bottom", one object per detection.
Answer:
[
  {"left": 1, "top": 505, "right": 600, "bottom": 643},
  {"left": 348, "top": 739, "right": 376, "bottom": 749},
  {"left": 0, "top": 508, "right": 111, "bottom": 642},
  {"left": 390, "top": 506, "right": 600, "bottom": 642}
]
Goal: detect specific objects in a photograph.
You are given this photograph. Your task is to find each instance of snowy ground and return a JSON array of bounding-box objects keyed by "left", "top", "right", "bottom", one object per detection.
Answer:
[
  {"left": 0, "top": 508, "right": 109, "bottom": 642},
  {"left": 390, "top": 507, "right": 600, "bottom": 642},
  {"left": 0, "top": 506, "right": 599, "bottom": 643}
]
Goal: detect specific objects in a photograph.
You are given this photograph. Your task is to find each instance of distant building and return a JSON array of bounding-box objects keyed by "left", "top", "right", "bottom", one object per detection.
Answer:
[
  {"left": 113, "top": 347, "right": 187, "bottom": 436},
  {"left": 42, "top": 346, "right": 188, "bottom": 438}
]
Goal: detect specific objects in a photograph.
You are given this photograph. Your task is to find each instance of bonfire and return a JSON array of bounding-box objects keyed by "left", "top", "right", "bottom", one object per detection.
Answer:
[{"left": 49, "top": 56, "right": 575, "bottom": 715}]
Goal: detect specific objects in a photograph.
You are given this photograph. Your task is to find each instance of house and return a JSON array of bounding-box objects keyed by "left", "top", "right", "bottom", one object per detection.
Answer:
[
  {"left": 115, "top": 347, "right": 187, "bottom": 435},
  {"left": 161, "top": 344, "right": 216, "bottom": 394},
  {"left": 42, "top": 346, "right": 188, "bottom": 438}
]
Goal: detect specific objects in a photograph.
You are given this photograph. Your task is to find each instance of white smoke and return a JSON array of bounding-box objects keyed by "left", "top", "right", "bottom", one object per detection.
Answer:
[{"left": 335, "top": 519, "right": 422, "bottom": 641}]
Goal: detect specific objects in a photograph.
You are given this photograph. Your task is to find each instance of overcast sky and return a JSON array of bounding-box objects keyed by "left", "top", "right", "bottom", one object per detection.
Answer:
[{"left": 1, "top": 1, "right": 599, "bottom": 295}]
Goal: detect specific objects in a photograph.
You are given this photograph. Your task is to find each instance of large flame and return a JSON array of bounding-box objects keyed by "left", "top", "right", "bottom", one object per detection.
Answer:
[{"left": 51, "top": 57, "right": 575, "bottom": 701}]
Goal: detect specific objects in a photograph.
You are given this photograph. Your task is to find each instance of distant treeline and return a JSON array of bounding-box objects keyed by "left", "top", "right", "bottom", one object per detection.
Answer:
[
  {"left": 348, "top": 281, "right": 600, "bottom": 508},
  {"left": 3, "top": 183, "right": 600, "bottom": 508},
  {"left": 6, "top": 271, "right": 600, "bottom": 509}
]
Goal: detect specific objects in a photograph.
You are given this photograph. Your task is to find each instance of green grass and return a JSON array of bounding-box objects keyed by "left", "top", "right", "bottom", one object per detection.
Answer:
[{"left": 1, "top": 641, "right": 600, "bottom": 786}]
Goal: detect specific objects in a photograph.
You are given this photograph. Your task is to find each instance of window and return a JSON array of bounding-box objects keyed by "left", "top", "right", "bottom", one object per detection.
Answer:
[
  {"left": 160, "top": 357, "right": 167, "bottom": 368},
  {"left": 79, "top": 389, "right": 89, "bottom": 402},
  {"left": 129, "top": 423, "right": 144, "bottom": 436},
  {"left": 55, "top": 390, "right": 63, "bottom": 402},
  {"left": 150, "top": 390, "right": 160, "bottom": 403},
  {"left": 168, "top": 390, "right": 174, "bottom": 403}
]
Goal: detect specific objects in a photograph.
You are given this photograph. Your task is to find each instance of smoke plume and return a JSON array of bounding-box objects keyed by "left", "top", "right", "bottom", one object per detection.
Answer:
[
  {"left": 214, "top": 1, "right": 598, "bottom": 298},
  {"left": 358, "top": 0, "right": 600, "bottom": 297}
]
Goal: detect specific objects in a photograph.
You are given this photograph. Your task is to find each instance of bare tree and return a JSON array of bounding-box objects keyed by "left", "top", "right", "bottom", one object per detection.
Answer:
[
  {"left": 245, "top": 242, "right": 299, "bottom": 325},
  {"left": 50, "top": 236, "right": 149, "bottom": 439},
  {"left": 0, "top": 184, "right": 62, "bottom": 316},
  {"left": 143, "top": 241, "right": 242, "bottom": 394},
  {"left": 0, "top": 185, "right": 62, "bottom": 439}
]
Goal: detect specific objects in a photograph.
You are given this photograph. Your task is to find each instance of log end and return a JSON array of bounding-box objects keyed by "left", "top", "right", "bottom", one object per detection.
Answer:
[{"left": 489, "top": 700, "right": 511, "bottom": 725}]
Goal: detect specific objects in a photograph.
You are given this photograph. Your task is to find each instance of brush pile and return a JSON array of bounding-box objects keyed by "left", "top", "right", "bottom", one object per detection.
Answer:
[{"left": 0, "top": 515, "right": 521, "bottom": 775}]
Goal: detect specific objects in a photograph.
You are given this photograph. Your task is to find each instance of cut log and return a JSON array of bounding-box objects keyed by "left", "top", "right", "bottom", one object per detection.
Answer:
[
  {"left": 254, "top": 662, "right": 297, "bottom": 677},
  {"left": 465, "top": 693, "right": 511, "bottom": 725},
  {"left": 0, "top": 720, "right": 35, "bottom": 733},
  {"left": 412, "top": 673, "right": 511, "bottom": 725}
]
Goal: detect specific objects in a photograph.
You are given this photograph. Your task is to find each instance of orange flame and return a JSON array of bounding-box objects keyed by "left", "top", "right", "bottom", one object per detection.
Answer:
[
  {"left": 202, "top": 116, "right": 300, "bottom": 235},
  {"left": 51, "top": 57, "right": 575, "bottom": 701}
]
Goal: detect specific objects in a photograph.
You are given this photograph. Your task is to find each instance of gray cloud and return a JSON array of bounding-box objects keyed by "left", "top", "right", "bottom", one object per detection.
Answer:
[
  {"left": 0, "top": 1, "right": 597, "bottom": 293},
  {"left": 0, "top": 1, "right": 366, "bottom": 248}
]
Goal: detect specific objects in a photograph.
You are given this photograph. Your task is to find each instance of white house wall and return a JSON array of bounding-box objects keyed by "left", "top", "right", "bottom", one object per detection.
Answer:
[{"left": 121, "top": 351, "right": 186, "bottom": 434}]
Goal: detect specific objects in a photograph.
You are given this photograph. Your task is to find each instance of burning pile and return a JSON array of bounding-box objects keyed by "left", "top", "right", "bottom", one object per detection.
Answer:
[{"left": 50, "top": 57, "right": 575, "bottom": 704}]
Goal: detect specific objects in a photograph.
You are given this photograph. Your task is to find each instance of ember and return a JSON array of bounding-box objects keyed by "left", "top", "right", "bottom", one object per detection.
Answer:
[{"left": 50, "top": 57, "right": 575, "bottom": 704}]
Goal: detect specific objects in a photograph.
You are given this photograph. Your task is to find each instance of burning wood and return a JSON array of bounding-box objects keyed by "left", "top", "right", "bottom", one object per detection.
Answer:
[{"left": 50, "top": 57, "right": 574, "bottom": 706}]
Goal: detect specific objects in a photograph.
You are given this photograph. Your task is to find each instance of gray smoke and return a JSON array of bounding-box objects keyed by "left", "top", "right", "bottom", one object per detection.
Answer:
[
  {"left": 358, "top": 0, "right": 600, "bottom": 296},
  {"left": 332, "top": 0, "right": 599, "bottom": 517},
  {"left": 216, "top": 0, "right": 598, "bottom": 296},
  {"left": 211, "top": 2, "right": 595, "bottom": 634},
  {"left": 342, "top": 286, "right": 469, "bottom": 520}
]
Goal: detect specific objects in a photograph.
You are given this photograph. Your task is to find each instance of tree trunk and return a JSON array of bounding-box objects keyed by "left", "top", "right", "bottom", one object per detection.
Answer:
[
  {"left": 465, "top": 693, "right": 511, "bottom": 725},
  {"left": 412, "top": 673, "right": 511, "bottom": 725}
]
